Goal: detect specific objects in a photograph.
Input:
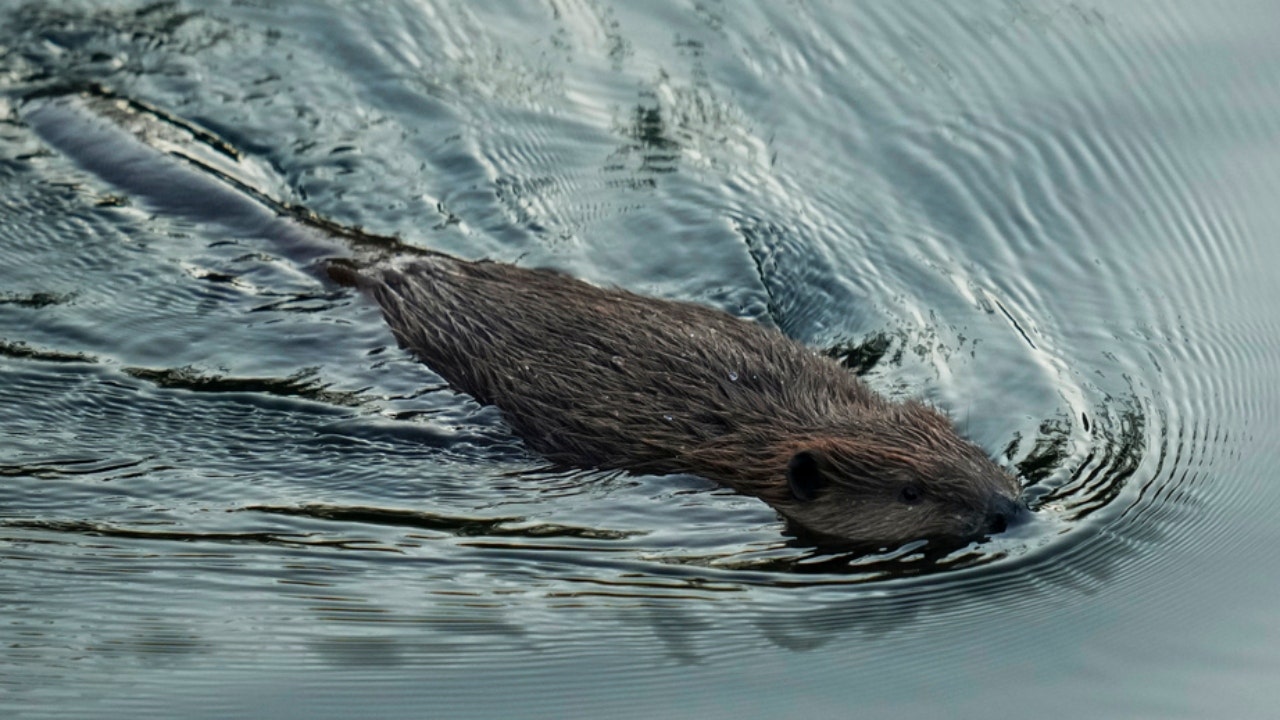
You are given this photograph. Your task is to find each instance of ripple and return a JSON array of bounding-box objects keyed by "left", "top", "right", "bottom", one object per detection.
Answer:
[
  {"left": 4, "top": 1, "right": 1280, "bottom": 718},
  {"left": 243, "top": 502, "right": 638, "bottom": 541}
]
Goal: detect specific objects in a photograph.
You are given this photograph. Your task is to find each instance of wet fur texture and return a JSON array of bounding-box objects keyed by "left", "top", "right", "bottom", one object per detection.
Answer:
[{"left": 333, "top": 253, "right": 1021, "bottom": 548}]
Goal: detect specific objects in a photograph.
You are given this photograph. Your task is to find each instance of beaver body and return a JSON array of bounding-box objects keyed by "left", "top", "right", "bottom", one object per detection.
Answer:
[{"left": 332, "top": 254, "right": 1022, "bottom": 547}]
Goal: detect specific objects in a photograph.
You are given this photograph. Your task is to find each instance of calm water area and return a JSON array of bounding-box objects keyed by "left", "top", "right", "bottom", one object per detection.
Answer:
[{"left": 2, "top": 1, "right": 1279, "bottom": 718}]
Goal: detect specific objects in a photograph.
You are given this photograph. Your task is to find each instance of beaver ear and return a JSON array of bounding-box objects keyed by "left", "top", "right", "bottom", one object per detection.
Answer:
[{"left": 787, "top": 450, "right": 828, "bottom": 502}]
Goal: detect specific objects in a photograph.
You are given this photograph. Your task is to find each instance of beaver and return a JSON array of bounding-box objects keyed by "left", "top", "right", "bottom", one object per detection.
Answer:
[
  {"left": 24, "top": 89, "right": 1023, "bottom": 549},
  {"left": 327, "top": 254, "right": 1023, "bottom": 547}
]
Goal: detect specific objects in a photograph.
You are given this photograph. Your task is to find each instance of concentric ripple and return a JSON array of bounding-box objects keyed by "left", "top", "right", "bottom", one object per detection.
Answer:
[{"left": 3, "top": 1, "right": 1280, "bottom": 718}]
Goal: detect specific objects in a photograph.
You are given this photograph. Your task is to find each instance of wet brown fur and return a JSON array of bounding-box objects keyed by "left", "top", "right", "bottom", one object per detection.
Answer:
[{"left": 331, "top": 252, "right": 1021, "bottom": 548}]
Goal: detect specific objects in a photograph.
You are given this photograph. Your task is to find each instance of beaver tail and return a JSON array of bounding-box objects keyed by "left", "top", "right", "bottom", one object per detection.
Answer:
[
  {"left": 324, "top": 259, "right": 374, "bottom": 288},
  {"left": 18, "top": 86, "right": 401, "bottom": 272}
]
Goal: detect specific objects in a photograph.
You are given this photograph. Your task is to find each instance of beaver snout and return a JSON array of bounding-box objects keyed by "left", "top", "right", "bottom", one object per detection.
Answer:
[{"left": 984, "top": 494, "right": 1028, "bottom": 534}]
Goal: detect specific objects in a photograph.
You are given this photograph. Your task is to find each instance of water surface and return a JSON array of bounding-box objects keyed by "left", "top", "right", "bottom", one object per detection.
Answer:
[{"left": 3, "top": 1, "right": 1279, "bottom": 718}]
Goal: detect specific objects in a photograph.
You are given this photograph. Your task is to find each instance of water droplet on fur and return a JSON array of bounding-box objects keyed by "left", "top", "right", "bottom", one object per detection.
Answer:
[
  {"left": 663, "top": 414, "right": 673, "bottom": 422},
  {"left": 728, "top": 371, "right": 739, "bottom": 382}
]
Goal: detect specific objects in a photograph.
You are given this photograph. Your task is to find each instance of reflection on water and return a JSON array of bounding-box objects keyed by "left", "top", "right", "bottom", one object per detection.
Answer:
[{"left": 3, "top": 0, "right": 1280, "bottom": 718}]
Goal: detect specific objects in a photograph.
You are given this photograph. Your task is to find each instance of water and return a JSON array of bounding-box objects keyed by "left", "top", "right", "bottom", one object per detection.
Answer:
[{"left": 2, "top": 1, "right": 1279, "bottom": 718}]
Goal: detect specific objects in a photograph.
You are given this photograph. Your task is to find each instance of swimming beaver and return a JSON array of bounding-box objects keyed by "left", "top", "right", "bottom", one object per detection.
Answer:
[
  {"left": 328, "top": 254, "right": 1023, "bottom": 548},
  {"left": 25, "top": 89, "right": 1022, "bottom": 549}
]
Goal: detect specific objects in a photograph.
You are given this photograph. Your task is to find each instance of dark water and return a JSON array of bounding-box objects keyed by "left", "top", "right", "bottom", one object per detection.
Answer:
[{"left": 2, "top": 1, "right": 1278, "bottom": 718}]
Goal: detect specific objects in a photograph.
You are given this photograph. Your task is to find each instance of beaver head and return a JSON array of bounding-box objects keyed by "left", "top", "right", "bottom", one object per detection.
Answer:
[{"left": 690, "top": 400, "right": 1023, "bottom": 549}]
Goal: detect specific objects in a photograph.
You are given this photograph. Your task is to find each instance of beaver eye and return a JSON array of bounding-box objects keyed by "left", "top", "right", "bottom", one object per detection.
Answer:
[
  {"left": 787, "top": 450, "right": 827, "bottom": 502},
  {"left": 898, "top": 485, "right": 924, "bottom": 505}
]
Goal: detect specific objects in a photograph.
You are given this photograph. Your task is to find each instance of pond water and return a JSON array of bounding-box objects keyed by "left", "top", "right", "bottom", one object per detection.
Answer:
[{"left": 2, "top": 1, "right": 1278, "bottom": 718}]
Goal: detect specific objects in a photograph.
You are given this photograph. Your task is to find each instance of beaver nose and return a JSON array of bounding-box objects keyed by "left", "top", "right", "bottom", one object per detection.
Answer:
[{"left": 984, "top": 495, "right": 1028, "bottom": 534}]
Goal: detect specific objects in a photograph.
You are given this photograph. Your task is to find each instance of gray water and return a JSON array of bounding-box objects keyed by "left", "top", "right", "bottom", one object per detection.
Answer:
[{"left": 2, "top": 1, "right": 1278, "bottom": 718}]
